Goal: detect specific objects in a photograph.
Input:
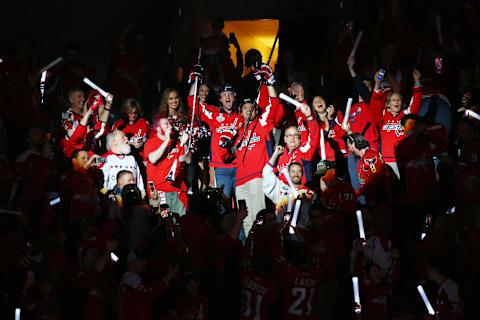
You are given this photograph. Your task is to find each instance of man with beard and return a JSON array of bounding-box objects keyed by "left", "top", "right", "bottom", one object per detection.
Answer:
[
  {"left": 263, "top": 146, "right": 316, "bottom": 228},
  {"left": 99, "top": 130, "right": 145, "bottom": 196},
  {"left": 144, "top": 116, "right": 191, "bottom": 215}
]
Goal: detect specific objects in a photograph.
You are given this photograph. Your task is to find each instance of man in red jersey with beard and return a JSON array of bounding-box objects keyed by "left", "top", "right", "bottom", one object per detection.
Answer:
[{"left": 144, "top": 116, "right": 191, "bottom": 215}]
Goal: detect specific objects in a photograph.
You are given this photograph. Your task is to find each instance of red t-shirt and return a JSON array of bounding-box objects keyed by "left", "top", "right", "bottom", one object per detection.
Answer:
[{"left": 144, "top": 135, "right": 186, "bottom": 192}]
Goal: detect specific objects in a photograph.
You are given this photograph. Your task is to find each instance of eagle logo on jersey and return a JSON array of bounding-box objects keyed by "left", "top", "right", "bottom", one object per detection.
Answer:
[{"left": 363, "top": 156, "right": 377, "bottom": 173}]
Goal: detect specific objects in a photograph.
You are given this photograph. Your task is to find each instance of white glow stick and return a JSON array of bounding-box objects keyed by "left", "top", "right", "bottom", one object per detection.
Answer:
[
  {"left": 279, "top": 93, "right": 304, "bottom": 110},
  {"left": 465, "top": 109, "right": 480, "bottom": 121},
  {"left": 352, "top": 277, "right": 361, "bottom": 304},
  {"left": 417, "top": 285, "right": 435, "bottom": 315},
  {"left": 40, "top": 71, "right": 47, "bottom": 83},
  {"left": 281, "top": 169, "right": 299, "bottom": 198},
  {"left": 110, "top": 252, "right": 119, "bottom": 262},
  {"left": 15, "top": 308, "right": 21, "bottom": 320},
  {"left": 421, "top": 233, "right": 426, "bottom": 240},
  {"left": 342, "top": 98, "right": 353, "bottom": 128},
  {"left": 289, "top": 199, "right": 302, "bottom": 234},
  {"left": 350, "top": 31, "right": 364, "bottom": 57},
  {"left": 0, "top": 58, "right": 3, "bottom": 63},
  {"left": 49, "top": 197, "right": 60, "bottom": 206},
  {"left": 40, "top": 71, "right": 47, "bottom": 103},
  {"left": 356, "top": 210, "right": 366, "bottom": 240},
  {"left": 320, "top": 130, "right": 326, "bottom": 160},
  {"left": 83, "top": 78, "right": 112, "bottom": 101},
  {"left": 44, "top": 56, "right": 63, "bottom": 70},
  {"left": 435, "top": 16, "right": 443, "bottom": 46},
  {"left": 287, "top": 193, "right": 293, "bottom": 212}
]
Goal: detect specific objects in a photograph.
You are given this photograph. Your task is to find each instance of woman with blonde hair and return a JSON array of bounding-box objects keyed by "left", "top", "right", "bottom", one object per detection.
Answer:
[{"left": 112, "top": 97, "right": 151, "bottom": 149}]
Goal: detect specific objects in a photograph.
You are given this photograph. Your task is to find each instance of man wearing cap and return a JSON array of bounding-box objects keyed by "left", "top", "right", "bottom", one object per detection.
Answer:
[
  {"left": 220, "top": 65, "right": 279, "bottom": 234},
  {"left": 119, "top": 250, "right": 179, "bottom": 320},
  {"left": 187, "top": 83, "right": 243, "bottom": 198}
]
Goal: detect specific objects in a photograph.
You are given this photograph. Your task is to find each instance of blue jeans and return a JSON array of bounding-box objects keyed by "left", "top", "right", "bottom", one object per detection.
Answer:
[
  {"left": 214, "top": 167, "right": 237, "bottom": 198},
  {"left": 347, "top": 154, "right": 365, "bottom": 204}
]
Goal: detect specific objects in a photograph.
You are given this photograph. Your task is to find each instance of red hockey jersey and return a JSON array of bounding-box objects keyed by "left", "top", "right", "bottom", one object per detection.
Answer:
[
  {"left": 187, "top": 95, "right": 244, "bottom": 168},
  {"left": 370, "top": 85, "right": 423, "bottom": 163}
]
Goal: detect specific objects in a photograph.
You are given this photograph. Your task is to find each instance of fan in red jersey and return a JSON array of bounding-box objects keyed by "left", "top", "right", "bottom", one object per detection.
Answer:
[
  {"left": 144, "top": 115, "right": 191, "bottom": 215},
  {"left": 219, "top": 73, "right": 279, "bottom": 235},
  {"left": 240, "top": 253, "right": 279, "bottom": 320},
  {"left": 276, "top": 104, "right": 320, "bottom": 185},
  {"left": 119, "top": 251, "right": 180, "bottom": 320},
  {"left": 369, "top": 69, "right": 423, "bottom": 178},
  {"left": 273, "top": 234, "right": 323, "bottom": 320},
  {"left": 187, "top": 83, "right": 244, "bottom": 199},
  {"left": 347, "top": 133, "right": 392, "bottom": 206},
  {"left": 425, "top": 257, "right": 463, "bottom": 320},
  {"left": 112, "top": 97, "right": 151, "bottom": 149}
]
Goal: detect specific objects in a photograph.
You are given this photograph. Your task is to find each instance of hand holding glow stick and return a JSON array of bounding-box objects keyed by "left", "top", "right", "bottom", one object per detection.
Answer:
[
  {"left": 417, "top": 285, "right": 435, "bottom": 315},
  {"left": 83, "top": 78, "right": 112, "bottom": 102},
  {"left": 342, "top": 98, "right": 353, "bottom": 128},
  {"left": 287, "top": 193, "right": 293, "bottom": 212},
  {"left": 352, "top": 277, "right": 361, "bottom": 314},
  {"left": 281, "top": 168, "right": 299, "bottom": 198},
  {"left": 289, "top": 199, "right": 301, "bottom": 234},
  {"left": 44, "top": 56, "right": 63, "bottom": 70},
  {"left": 279, "top": 93, "right": 305, "bottom": 110},
  {"left": 356, "top": 210, "right": 367, "bottom": 245},
  {"left": 320, "top": 130, "right": 326, "bottom": 161},
  {"left": 465, "top": 109, "right": 480, "bottom": 121},
  {"left": 350, "top": 31, "right": 364, "bottom": 57}
]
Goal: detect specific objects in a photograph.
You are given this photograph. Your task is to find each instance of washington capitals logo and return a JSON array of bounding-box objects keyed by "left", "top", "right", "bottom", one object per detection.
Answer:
[
  {"left": 238, "top": 131, "right": 261, "bottom": 151},
  {"left": 382, "top": 121, "right": 404, "bottom": 137}
]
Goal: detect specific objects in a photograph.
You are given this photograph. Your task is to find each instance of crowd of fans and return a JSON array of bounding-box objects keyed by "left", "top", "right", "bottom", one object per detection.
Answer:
[{"left": 1, "top": 1, "right": 480, "bottom": 319}]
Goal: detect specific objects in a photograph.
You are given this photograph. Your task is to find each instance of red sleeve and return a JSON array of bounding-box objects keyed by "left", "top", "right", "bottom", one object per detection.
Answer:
[
  {"left": 70, "top": 124, "right": 88, "bottom": 147},
  {"left": 112, "top": 119, "right": 122, "bottom": 131},
  {"left": 402, "top": 85, "right": 423, "bottom": 116},
  {"left": 333, "top": 111, "right": 348, "bottom": 138},
  {"left": 187, "top": 95, "right": 217, "bottom": 127},
  {"left": 369, "top": 89, "right": 385, "bottom": 128},
  {"left": 257, "top": 87, "right": 279, "bottom": 132},
  {"left": 300, "top": 118, "right": 320, "bottom": 160}
]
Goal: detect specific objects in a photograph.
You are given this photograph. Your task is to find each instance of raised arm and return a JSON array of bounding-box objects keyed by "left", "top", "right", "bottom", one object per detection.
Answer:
[
  {"left": 402, "top": 69, "right": 423, "bottom": 116},
  {"left": 262, "top": 146, "right": 285, "bottom": 204},
  {"left": 347, "top": 56, "right": 372, "bottom": 103},
  {"left": 147, "top": 129, "right": 171, "bottom": 164}
]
